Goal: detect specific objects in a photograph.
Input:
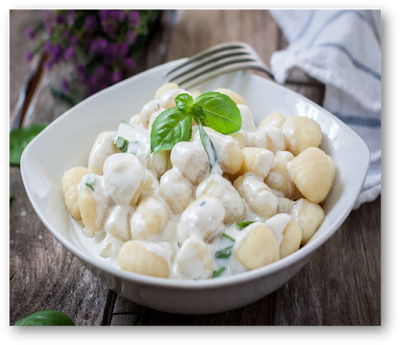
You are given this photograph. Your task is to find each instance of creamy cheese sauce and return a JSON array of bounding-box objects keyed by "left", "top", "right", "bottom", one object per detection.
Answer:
[{"left": 65, "top": 87, "right": 328, "bottom": 280}]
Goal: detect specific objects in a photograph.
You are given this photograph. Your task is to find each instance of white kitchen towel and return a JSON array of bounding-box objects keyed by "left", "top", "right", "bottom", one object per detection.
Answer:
[{"left": 270, "top": 10, "right": 381, "bottom": 209}]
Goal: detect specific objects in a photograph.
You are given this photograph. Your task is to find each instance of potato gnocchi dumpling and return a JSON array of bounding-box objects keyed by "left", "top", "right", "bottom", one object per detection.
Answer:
[
  {"left": 159, "top": 168, "right": 194, "bottom": 214},
  {"left": 291, "top": 198, "right": 325, "bottom": 245},
  {"left": 154, "top": 82, "right": 179, "bottom": 99},
  {"left": 103, "top": 153, "right": 146, "bottom": 206},
  {"left": 177, "top": 196, "right": 225, "bottom": 243},
  {"left": 289, "top": 147, "right": 335, "bottom": 204},
  {"left": 63, "top": 83, "right": 336, "bottom": 280},
  {"left": 88, "top": 131, "right": 119, "bottom": 175},
  {"left": 170, "top": 141, "right": 209, "bottom": 185},
  {"left": 130, "top": 197, "right": 169, "bottom": 241},
  {"left": 234, "top": 223, "right": 279, "bottom": 270},
  {"left": 258, "top": 112, "right": 286, "bottom": 129},
  {"left": 196, "top": 174, "right": 245, "bottom": 224},
  {"left": 62, "top": 167, "right": 90, "bottom": 220},
  {"left": 173, "top": 235, "right": 213, "bottom": 280},
  {"left": 118, "top": 241, "right": 172, "bottom": 278},
  {"left": 234, "top": 175, "right": 278, "bottom": 219},
  {"left": 282, "top": 117, "right": 322, "bottom": 156},
  {"left": 193, "top": 128, "right": 243, "bottom": 175},
  {"left": 265, "top": 151, "right": 295, "bottom": 198},
  {"left": 78, "top": 174, "right": 110, "bottom": 237},
  {"left": 213, "top": 88, "right": 246, "bottom": 104},
  {"left": 239, "top": 147, "right": 276, "bottom": 179}
]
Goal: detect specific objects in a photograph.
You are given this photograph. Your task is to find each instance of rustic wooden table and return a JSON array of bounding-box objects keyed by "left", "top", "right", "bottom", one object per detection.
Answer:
[{"left": 10, "top": 10, "right": 381, "bottom": 326}]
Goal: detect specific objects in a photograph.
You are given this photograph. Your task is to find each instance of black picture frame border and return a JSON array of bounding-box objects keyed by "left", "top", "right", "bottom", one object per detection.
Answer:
[{"left": 1, "top": 1, "right": 398, "bottom": 343}]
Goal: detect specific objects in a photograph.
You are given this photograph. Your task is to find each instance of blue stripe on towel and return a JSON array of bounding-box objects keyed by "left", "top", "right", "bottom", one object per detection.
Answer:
[
  {"left": 315, "top": 43, "right": 381, "bottom": 80},
  {"left": 306, "top": 10, "right": 369, "bottom": 48},
  {"left": 291, "top": 10, "right": 315, "bottom": 42},
  {"left": 332, "top": 112, "right": 381, "bottom": 127}
]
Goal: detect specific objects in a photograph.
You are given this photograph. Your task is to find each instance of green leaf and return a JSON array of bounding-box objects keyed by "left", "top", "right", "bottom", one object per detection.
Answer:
[
  {"left": 212, "top": 267, "right": 226, "bottom": 278},
  {"left": 215, "top": 246, "right": 233, "bottom": 259},
  {"left": 191, "top": 104, "right": 205, "bottom": 120},
  {"left": 10, "top": 193, "right": 14, "bottom": 200},
  {"left": 194, "top": 92, "right": 241, "bottom": 134},
  {"left": 10, "top": 124, "right": 47, "bottom": 166},
  {"left": 85, "top": 175, "right": 96, "bottom": 191},
  {"left": 150, "top": 108, "right": 192, "bottom": 153},
  {"left": 198, "top": 122, "right": 219, "bottom": 169},
  {"left": 235, "top": 221, "right": 255, "bottom": 230},
  {"left": 114, "top": 136, "right": 129, "bottom": 152},
  {"left": 175, "top": 93, "right": 193, "bottom": 114},
  {"left": 14, "top": 310, "right": 75, "bottom": 326},
  {"left": 222, "top": 233, "right": 235, "bottom": 242}
]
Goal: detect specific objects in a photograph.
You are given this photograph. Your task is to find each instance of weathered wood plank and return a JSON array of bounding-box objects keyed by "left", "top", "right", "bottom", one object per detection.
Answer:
[
  {"left": 9, "top": 166, "right": 110, "bottom": 326},
  {"left": 9, "top": 10, "right": 43, "bottom": 127}
]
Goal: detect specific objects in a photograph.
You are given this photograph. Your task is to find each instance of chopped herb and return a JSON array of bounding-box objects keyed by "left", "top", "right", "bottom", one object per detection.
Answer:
[
  {"left": 85, "top": 175, "right": 96, "bottom": 191},
  {"left": 235, "top": 221, "right": 255, "bottom": 230},
  {"left": 212, "top": 267, "right": 226, "bottom": 278},
  {"left": 221, "top": 233, "right": 235, "bottom": 242},
  {"left": 114, "top": 136, "right": 129, "bottom": 152},
  {"left": 215, "top": 246, "right": 233, "bottom": 259},
  {"left": 177, "top": 242, "right": 181, "bottom": 248}
]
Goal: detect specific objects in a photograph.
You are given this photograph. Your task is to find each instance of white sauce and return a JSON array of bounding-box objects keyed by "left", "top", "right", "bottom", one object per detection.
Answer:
[{"left": 265, "top": 213, "right": 293, "bottom": 245}]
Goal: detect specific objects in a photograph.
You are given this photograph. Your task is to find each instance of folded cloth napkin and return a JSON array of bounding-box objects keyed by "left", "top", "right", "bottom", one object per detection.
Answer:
[{"left": 270, "top": 10, "right": 381, "bottom": 209}]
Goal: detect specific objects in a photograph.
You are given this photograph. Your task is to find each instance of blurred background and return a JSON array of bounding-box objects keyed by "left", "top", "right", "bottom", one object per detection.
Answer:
[{"left": 10, "top": 9, "right": 381, "bottom": 326}]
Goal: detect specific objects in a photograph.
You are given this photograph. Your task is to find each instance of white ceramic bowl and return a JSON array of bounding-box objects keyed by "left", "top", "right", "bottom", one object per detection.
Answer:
[{"left": 21, "top": 59, "right": 370, "bottom": 315}]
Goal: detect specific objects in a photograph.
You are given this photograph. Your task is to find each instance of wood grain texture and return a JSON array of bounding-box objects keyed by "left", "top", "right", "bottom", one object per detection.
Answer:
[{"left": 9, "top": 9, "right": 381, "bottom": 326}]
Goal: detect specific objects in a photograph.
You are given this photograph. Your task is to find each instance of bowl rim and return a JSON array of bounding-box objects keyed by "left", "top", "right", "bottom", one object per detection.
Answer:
[{"left": 20, "top": 59, "right": 370, "bottom": 290}]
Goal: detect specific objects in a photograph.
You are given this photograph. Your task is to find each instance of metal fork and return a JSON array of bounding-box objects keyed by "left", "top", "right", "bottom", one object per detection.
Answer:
[{"left": 165, "top": 41, "right": 275, "bottom": 89}]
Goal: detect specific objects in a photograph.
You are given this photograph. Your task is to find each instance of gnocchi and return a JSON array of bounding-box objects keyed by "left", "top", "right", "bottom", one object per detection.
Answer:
[{"left": 63, "top": 83, "right": 335, "bottom": 281}]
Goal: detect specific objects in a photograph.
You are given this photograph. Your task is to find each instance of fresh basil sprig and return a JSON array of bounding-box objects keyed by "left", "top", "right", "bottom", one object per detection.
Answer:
[
  {"left": 150, "top": 92, "right": 241, "bottom": 154},
  {"left": 14, "top": 310, "right": 75, "bottom": 326}
]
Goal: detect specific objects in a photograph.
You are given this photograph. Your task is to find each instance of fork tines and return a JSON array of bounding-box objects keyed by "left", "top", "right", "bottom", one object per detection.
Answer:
[{"left": 164, "top": 41, "right": 274, "bottom": 89}]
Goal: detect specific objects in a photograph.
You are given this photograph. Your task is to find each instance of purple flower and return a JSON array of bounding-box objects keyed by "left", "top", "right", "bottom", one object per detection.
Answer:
[
  {"left": 90, "top": 40, "right": 99, "bottom": 54},
  {"left": 100, "top": 10, "right": 111, "bottom": 20},
  {"left": 61, "top": 78, "right": 70, "bottom": 93},
  {"left": 42, "top": 10, "right": 52, "bottom": 21},
  {"left": 95, "top": 65, "right": 107, "bottom": 78},
  {"left": 128, "top": 11, "right": 140, "bottom": 27},
  {"left": 25, "top": 51, "right": 34, "bottom": 61},
  {"left": 123, "top": 57, "right": 136, "bottom": 70},
  {"left": 55, "top": 14, "right": 64, "bottom": 24},
  {"left": 70, "top": 35, "right": 78, "bottom": 46},
  {"left": 126, "top": 30, "right": 137, "bottom": 45},
  {"left": 118, "top": 42, "right": 129, "bottom": 57},
  {"left": 88, "top": 75, "right": 100, "bottom": 87},
  {"left": 50, "top": 44, "right": 63, "bottom": 62},
  {"left": 101, "top": 18, "right": 118, "bottom": 38},
  {"left": 111, "top": 70, "right": 123, "bottom": 83},
  {"left": 44, "top": 41, "right": 53, "bottom": 54},
  {"left": 64, "top": 46, "right": 76, "bottom": 61},
  {"left": 99, "top": 82, "right": 109, "bottom": 91},
  {"left": 66, "top": 10, "right": 76, "bottom": 26},
  {"left": 44, "top": 21, "right": 54, "bottom": 35},
  {"left": 76, "top": 64, "right": 86, "bottom": 81},
  {"left": 26, "top": 27, "right": 35, "bottom": 40},
  {"left": 84, "top": 15, "right": 98, "bottom": 32},
  {"left": 96, "top": 38, "right": 108, "bottom": 53},
  {"left": 44, "top": 60, "right": 53, "bottom": 70},
  {"left": 113, "top": 10, "right": 126, "bottom": 22}
]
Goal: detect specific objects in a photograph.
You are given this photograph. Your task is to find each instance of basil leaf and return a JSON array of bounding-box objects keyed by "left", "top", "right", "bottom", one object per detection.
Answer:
[
  {"left": 150, "top": 108, "right": 192, "bottom": 153},
  {"left": 85, "top": 175, "right": 96, "bottom": 191},
  {"left": 222, "top": 233, "right": 235, "bottom": 242},
  {"left": 198, "top": 122, "right": 219, "bottom": 169},
  {"left": 212, "top": 267, "right": 226, "bottom": 278},
  {"left": 175, "top": 93, "right": 193, "bottom": 114},
  {"left": 235, "top": 221, "right": 255, "bottom": 230},
  {"left": 14, "top": 310, "right": 75, "bottom": 326},
  {"left": 114, "top": 136, "right": 129, "bottom": 152},
  {"left": 194, "top": 92, "right": 241, "bottom": 134},
  {"left": 10, "top": 124, "right": 47, "bottom": 166},
  {"left": 191, "top": 104, "right": 205, "bottom": 120},
  {"left": 215, "top": 246, "right": 233, "bottom": 259}
]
